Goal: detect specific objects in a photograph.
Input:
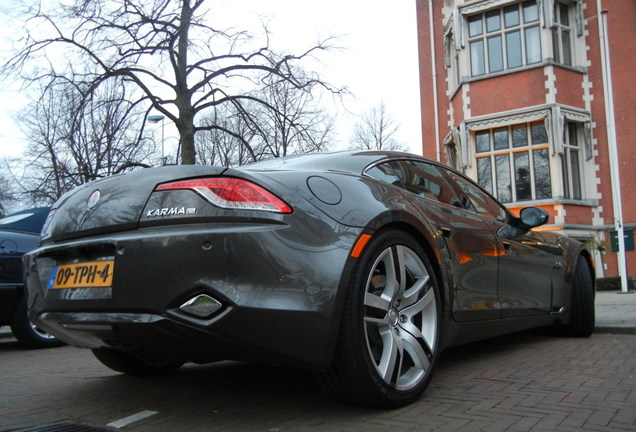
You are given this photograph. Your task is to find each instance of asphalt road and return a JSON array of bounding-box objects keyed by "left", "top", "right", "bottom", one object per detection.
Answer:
[{"left": 1, "top": 330, "right": 635, "bottom": 432}]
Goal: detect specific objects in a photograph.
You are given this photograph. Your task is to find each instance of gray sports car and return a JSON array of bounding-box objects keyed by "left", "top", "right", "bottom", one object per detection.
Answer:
[{"left": 24, "top": 151, "right": 594, "bottom": 407}]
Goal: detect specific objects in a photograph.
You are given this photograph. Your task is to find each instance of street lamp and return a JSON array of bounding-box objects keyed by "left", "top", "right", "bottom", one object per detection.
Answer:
[{"left": 148, "top": 114, "right": 165, "bottom": 165}]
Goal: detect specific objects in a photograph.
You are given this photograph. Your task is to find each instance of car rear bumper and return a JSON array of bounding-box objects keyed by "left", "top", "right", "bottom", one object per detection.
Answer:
[{"left": 25, "top": 221, "right": 362, "bottom": 369}]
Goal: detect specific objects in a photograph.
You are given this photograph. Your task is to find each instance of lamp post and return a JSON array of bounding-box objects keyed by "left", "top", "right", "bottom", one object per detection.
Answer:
[{"left": 148, "top": 114, "right": 165, "bottom": 165}]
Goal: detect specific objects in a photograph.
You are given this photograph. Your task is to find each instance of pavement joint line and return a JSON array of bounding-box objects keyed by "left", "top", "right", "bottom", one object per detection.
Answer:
[{"left": 106, "top": 410, "right": 159, "bottom": 429}]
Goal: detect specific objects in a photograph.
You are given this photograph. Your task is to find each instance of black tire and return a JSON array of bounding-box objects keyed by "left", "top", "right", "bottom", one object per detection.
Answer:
[
  {"left": 559, "top": 255, "right": 595, "bottom": 337},
  {"left": 10, "top": 295, "right": 64, "bottom": 349},
  {"left": 318, "top": 230, "right": 442, "bottom": 408},
  {"left": 91, "top": 347, "right": 184, "bottom": 376}
]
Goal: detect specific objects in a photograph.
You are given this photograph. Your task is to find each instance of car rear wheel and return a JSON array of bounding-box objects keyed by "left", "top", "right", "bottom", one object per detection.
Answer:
[
  {"left": 318, "top": 230, "right": 441, "bottom": 408},
  {"left": 558, "top": 255, "right": 595, "bottom": 337},
  {"left": 91, "top": 348, "right": 184, "bottom": 375},
  {"left": 10, "top": 295, "right": 64, "bottom": 349}
]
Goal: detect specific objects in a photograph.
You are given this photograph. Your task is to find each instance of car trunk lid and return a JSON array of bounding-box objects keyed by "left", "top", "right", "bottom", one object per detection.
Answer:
[{"left": 42, "top": 166, "right": 226, "bottom": 244}]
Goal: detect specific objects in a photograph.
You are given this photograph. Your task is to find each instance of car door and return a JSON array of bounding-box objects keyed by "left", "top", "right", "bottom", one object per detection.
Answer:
[
  {"left": 367, "top": 160, "right": 502, "bottom": 322},
  {"left": 445, "top": 172, "right": 555, "bottom": 317}
]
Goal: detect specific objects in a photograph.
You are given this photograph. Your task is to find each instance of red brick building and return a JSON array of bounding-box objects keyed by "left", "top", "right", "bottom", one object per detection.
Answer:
[{"left": 416, "top": 0, "right": 636, "bottom": 279}]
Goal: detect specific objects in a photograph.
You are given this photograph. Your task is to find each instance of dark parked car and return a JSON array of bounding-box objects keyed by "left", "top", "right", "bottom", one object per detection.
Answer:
[
  {"left": 1, "top": 207, "right": 63, "bottom": 348},
  {"left": 24, "top": 151, "right": 594, "bottom": 407}
]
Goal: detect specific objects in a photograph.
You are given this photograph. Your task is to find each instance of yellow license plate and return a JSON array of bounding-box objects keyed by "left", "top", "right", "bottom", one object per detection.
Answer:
[{"left": 49, "top": 260, "right": 114, "bottom": 289}]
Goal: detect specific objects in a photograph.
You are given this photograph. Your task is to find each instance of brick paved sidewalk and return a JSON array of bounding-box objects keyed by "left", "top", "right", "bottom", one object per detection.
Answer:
[{"left": 1, "top": 332, "right": 635, "bottom": 432}]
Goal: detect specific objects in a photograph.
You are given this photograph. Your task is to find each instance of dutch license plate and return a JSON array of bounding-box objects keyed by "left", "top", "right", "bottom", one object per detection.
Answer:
[{"left": 48, "top": 260, "right": 114, "bottom": 289}]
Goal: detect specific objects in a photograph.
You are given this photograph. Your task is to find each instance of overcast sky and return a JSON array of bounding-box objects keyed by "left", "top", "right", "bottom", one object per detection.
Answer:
[{"left": 0, "top": 0, "right": 422, "bottom": 158}]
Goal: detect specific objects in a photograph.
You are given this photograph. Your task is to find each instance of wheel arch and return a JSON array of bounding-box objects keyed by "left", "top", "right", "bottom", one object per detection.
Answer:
[
  {"left": 579, "top": 249, "right": 596, "bottom": 287},
  {"left": 373, "top": 220, "right": 448, "bottom": 313}
]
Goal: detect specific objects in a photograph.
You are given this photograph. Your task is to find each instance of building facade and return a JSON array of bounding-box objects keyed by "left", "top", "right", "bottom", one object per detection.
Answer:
[{"left": 416, "top": 0, "right": 636, "bottom": 278}]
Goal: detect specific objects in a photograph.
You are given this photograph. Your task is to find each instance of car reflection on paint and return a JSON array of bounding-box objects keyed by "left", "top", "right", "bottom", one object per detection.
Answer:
[{"left": 24, "top": 151, "right": 594, "bottom": 407}]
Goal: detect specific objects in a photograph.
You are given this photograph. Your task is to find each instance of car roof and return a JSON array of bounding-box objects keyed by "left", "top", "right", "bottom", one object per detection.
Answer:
[
  {"left": 242, "top": 150, "right": 429, "bottom": 175},
  {"left": 0, "top": 207, "right": 51, "bottom": 234}
]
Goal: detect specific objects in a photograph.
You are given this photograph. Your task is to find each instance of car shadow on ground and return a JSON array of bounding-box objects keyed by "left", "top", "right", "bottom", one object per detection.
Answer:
[{"left": 2, "top": 329, "right": 559, "bottom": 431}]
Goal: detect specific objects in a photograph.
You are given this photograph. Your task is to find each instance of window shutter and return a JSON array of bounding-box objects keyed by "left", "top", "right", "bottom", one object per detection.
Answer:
[
  {"left": 541, "top": 0, "right": 555, "bottom": 28},
  {"left": 453, "top": 8, "right": 464, "bottom": 50}
]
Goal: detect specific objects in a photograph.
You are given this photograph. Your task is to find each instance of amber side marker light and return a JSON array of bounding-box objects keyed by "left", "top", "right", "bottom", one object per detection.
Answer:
[
  {"left": 351, "top": 234, "right": 372, "bottom": 258},
  {"left": 157, "top": 177, "right": 292, "bottom": 214}
]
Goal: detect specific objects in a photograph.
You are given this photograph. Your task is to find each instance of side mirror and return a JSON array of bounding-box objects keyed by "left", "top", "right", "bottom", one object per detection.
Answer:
[{"left": 518, "top": 207, "right": 549, "bottom": 229}]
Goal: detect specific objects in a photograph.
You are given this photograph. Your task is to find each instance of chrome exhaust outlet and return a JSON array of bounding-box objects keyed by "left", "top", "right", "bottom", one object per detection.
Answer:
[{"left": 179, "top": 294, "right": 223, "bottom": 318}]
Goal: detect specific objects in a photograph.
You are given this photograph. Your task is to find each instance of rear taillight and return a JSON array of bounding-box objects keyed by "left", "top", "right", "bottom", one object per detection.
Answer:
[{"left": 156, "top": 178, "right": 292, "bottom": 214}]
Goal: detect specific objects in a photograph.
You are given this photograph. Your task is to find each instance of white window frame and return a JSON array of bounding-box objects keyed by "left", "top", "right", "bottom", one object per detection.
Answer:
[{"left": 472, "top": 120, "right": 552, "bottom": 203}]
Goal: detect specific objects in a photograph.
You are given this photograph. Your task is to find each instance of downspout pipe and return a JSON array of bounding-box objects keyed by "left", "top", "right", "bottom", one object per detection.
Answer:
[
  {"left": 428, "top": 0, "right": 441, "bottom": 162},
  {"left": 598, "top": 3, "right": 629, "bottom": 292}
]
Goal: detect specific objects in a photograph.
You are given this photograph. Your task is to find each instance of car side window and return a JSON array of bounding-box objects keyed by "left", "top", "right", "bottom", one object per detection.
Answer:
[
  {"left": 448, "top": 173, "right": 508, "bottom": 223},
  {"left": 397, "top": 160, "right": 464, "bottom": 207},
  {"left": 365, "top": 163, "right": 402, "bottom": 186},
  {"left": 367, "top": 160, "right": 462, "bottom": 207}
]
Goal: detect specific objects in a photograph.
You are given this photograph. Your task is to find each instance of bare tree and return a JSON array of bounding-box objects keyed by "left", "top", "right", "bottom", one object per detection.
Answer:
[
  {"left": 195, "top": 104, "right": 256, "bottom": 167},
  {"left": 195, "top": 68, "right": 336, "bottom": 167},
  {"left": 349, "top": 102, "right": 407, "bottom": 151},
  {"left": 4, "top": 0, "right": 340, "bottom": 165},
  {"left": 19, "top": 79, "right": 155, "bottom": 203},
  {"left": 0, "top": 169, "right": 18, "bottom": 217},
  {"left": 253, "top": 71, "right": 336, "bottom": 160}
]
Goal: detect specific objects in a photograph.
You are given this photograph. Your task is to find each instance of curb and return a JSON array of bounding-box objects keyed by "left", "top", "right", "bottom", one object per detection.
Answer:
[{"left": 594, "top": 325, "right": 636, "bottom": 335}]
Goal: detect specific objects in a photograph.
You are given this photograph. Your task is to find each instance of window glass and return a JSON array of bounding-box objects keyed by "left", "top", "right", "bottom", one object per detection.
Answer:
[
  {"left": 561, "top": 30, "right": 572, "bottom": 65},
  {"left": 470, "top": 40, "right": 486, "bottom": 76},
  {"left": 469, "top": 15, "right": 483, "bottom": 37},
  {"left": 367, "top": 160, "right": 462, "bottom": 207},
  {"left": 474, "top": 121, "right": 552, "bottom": 202},
  {"left": 394, "top": 161, "right": 443, "bottom": 201},
  {"left": 562, "top": 121, "right": 583, "bottom": 200},
  {"left": 476, "top": 130, "right": 490, "bottom": 153},
  {"left": 493, "top": 128, "right": 509, "bottom": 150},
  {"left": 506, "top": 31, "right": 522, "bottom": 68},
  {"left": 366, "top": 163, "right": 401, "bottom": 186},
  {"left": 568, "top": 123, "right": 578, "bottom": 147},
  {"left": 488, "top": 36, "right": 504, "bottom": 72},
  {"left": 512, "top": 124, "right": 528, "bottom": 147},
  {"left": 570, "top": 149, "right": 582, "bottom": 199},
  {"left": 552, "top": 1, "right": 574, "bottom": 66},
  {"left": 533, "top": 148, "right": 552, "bottom": 199},
  {"left": 453, "top": 175, "right": 507, "bottom": 222},
  {"left": 559, "top": 2, "right": 570, "bottom": 25},
  {"left": 468, "top": 1, "right": 543, "bottom": 77},
  {"left": 531, "top": 122, "right": 548, "bottom": 145},
  {"left": 477, "top": 157, "right": 493, "bottom": 195},
  {"left": 514, "top": 151, "right": 531, "bottom": 201},
  {"left": 486, "top": 10, "right": 501, "bottom": 33},
  {"left": 407, "top": 161, "right": 461, "bottom": 205},
  {"left": 523, "top": 1, "right": 539, "bottom": 23},
  {"left": 495, "top": 154, "right": 512, "bottom": 203},
  {"left": 525, "top": 26, "right": 542, "bottom": 64},
  {"left": 504, "top": 5, "right": 519, "bottom": 28}
]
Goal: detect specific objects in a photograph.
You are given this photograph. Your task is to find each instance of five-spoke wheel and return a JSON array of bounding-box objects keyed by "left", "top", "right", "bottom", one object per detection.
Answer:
[
  {"left": 318, "top": 229, "right": 441, "bottom": 408},
  {"left": 363, "top": 243, "right": 438, "bottom": 391}
]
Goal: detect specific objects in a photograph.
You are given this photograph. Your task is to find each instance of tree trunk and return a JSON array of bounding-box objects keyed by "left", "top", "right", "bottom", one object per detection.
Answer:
[{"left": 177, "top": 0, "right": 196, "bottom": 165}]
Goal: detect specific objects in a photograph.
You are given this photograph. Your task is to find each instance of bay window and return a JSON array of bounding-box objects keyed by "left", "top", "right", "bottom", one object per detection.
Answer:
[
  {"left": 468, "top": 1, "right": 542, "bottom": 77},
  {"left": 475, "top": 121, "right": 552, "bottom": 203}
]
